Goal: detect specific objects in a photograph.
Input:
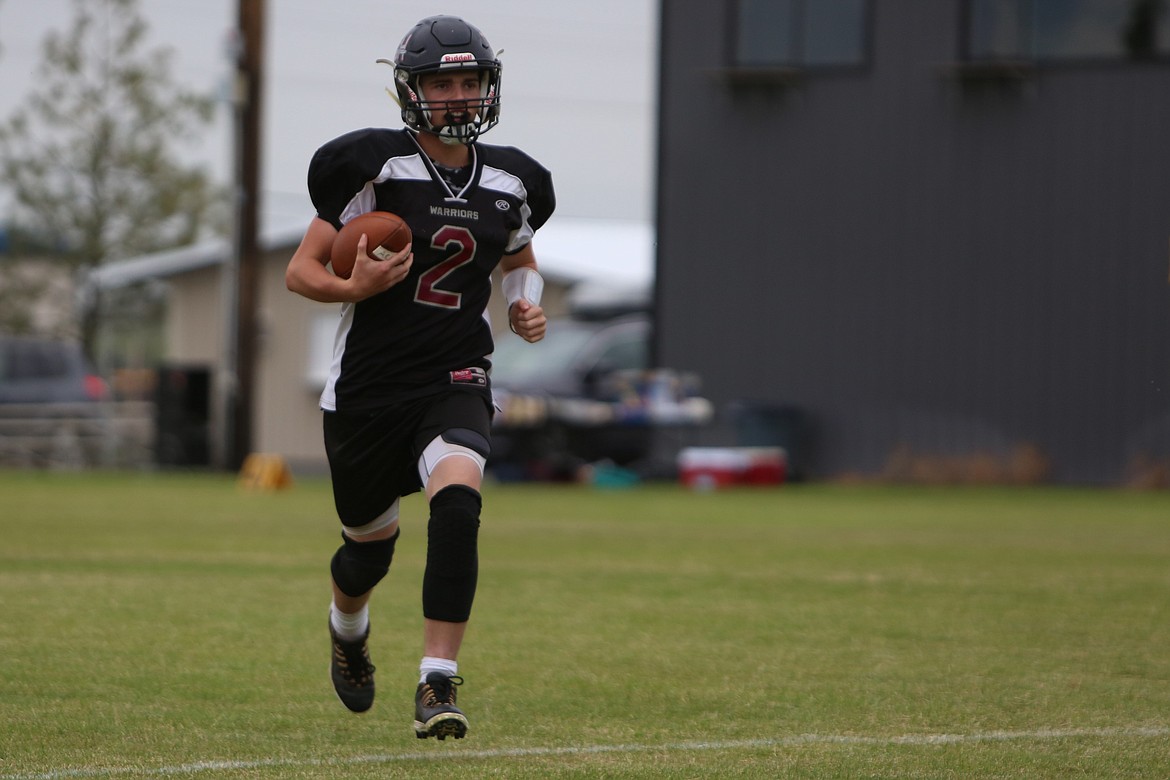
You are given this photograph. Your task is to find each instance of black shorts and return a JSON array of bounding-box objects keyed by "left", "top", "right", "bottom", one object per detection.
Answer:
[{"left": 323, "top": 389, "right": 492, "bottom": 527}]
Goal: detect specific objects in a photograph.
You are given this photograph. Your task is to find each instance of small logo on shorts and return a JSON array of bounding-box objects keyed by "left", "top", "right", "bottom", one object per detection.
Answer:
[{"left": 450, "top": 367, "right": 488, "bottom": 386}]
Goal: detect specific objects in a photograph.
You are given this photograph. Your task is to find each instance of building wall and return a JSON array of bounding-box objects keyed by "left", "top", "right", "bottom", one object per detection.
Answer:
[
  {"left": 167, "top": 266, "right": 223, "bottom": 364},
  {"left": 655, "top": 0, "right": 1170, "bottom": 483},
  {"left": 252, "top": 256, "right": 329, "bottom": 468}
]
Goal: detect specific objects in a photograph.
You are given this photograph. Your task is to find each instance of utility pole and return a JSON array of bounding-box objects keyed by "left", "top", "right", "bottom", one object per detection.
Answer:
[{"left": 225, "top": 0, "right": 265, "bottom": 470}]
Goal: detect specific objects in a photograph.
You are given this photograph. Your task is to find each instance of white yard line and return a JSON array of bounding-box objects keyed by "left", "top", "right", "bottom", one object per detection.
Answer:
[{"left": 4, "top": 726, "right": 1168, "bottom": 779}]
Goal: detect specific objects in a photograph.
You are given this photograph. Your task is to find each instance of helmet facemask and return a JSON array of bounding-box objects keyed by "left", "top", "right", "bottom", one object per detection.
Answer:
[{"left": 393, "top": 65, "right": 501, "bottom": 145}]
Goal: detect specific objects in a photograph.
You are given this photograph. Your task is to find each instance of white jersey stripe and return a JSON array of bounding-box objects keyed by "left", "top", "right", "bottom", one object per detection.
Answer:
[
  {"left": 320, "top": 302, "right": 356, "bottom": 411},
  {"left": 480, "top": 164, "right": 535, "bottom": 252},
  {"left": 338, "top": 154, "right": 431, "bottom": 225}
]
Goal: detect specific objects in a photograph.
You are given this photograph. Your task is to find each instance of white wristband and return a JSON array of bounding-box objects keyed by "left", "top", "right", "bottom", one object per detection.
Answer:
[{"left": 502, "top": 267, "right": 544, "bottom": 307}]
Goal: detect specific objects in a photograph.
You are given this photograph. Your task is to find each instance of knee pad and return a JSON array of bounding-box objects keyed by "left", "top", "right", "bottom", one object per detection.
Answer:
[
  {"left": 423, "top": 485, "right": 482, "bottom": 622},
  {"left": 331, "top": 529, "right": 399, "bottom": 598}
]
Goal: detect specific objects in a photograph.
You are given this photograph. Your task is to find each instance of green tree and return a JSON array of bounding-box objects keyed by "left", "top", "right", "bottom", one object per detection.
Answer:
[{"left": 0, "top": 0, "right": 225, "bottom": 358}]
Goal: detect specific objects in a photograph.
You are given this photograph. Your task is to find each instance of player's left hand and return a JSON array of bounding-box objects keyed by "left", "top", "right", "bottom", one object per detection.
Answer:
[{"left": 509, "top": 300, "right": 546, "bottom": 343}]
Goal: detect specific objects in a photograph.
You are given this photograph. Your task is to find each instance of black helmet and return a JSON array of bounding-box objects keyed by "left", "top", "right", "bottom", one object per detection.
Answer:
[{"left": 380, "top": 15, "right": 501, "bottom": 144}]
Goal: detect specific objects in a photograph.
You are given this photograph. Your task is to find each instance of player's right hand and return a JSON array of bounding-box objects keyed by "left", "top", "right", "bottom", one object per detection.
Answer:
[{"left": 349, "top": 233, "right": 413, "bottom": 299}]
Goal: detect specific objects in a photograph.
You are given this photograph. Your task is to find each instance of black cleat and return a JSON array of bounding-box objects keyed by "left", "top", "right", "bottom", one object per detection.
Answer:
[
  {"left": 413, "top": 672, "right": 468, "bottom": 740},
  {"left": 329, "top": 622, "right": 375, "bottom": 713}
]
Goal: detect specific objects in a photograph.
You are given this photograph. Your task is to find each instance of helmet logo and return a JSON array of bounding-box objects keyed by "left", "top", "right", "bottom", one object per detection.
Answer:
[
  {"left": 440, "top": 52, "right": 476, "bottom": 63},
  {"left": 396, "top": 32, "right": 413, "bottom": 58}
]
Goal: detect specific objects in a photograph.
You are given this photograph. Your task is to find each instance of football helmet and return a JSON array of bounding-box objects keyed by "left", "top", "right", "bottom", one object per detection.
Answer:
[{"left": 380, "top": 15, "right": 501, "bottom": 145}]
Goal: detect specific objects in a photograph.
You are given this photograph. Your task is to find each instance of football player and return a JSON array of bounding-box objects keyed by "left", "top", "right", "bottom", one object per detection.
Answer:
[{"left": 285, "top": 14, "right": 554, "bottom": 740}]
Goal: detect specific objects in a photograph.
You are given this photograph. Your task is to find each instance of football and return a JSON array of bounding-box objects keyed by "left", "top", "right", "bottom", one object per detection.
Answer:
[{"left": 329, "top": 211, "right": 413, "bottom": 279}]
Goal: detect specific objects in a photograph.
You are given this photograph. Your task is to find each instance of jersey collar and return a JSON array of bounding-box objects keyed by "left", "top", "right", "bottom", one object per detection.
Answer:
[{"left": 407, "top": 130, "right": 479, "bottom": 204}]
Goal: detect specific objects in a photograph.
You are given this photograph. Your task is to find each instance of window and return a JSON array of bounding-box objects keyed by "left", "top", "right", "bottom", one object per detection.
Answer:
[
  {"left": 10, "top": 340, "right": 70, "bottom": 380},
  {"left": 731, "top": 0, "right": 870, "bottom": 68},
  {"left": 965, "top": 0, "right": 1170, "bottom": 61},
  {"left": 592, "top": 332, "right": 649, "bottom": 374}
]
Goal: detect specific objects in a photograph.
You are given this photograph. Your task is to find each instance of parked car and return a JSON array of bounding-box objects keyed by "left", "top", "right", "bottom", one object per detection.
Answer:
[
  {"left": 490, "top": 314, "right": 650, "bottom": 400},
  {"left": 489, "top": 315, "right": 652, "bottom": 477},
  {"left": 0, "top": 336, "right": 107, "bottom": 404}
]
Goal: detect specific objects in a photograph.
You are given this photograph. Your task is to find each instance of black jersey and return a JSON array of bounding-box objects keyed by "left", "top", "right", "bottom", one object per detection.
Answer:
[{"left": 309, "top": 128, "right": 555, "bottom": 412}]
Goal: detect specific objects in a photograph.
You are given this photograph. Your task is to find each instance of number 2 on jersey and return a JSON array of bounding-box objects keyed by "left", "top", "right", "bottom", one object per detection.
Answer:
[{"left": 415, "top": 225, "right": 476, "bottom": 309}]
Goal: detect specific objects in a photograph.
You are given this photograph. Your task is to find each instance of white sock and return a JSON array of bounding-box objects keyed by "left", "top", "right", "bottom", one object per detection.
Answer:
[
  {"left": 419, "top": 656, "right": 458, "bottom": 684},
  {"left": 329, "top": 602, "right": 369, "bottom": 642}
]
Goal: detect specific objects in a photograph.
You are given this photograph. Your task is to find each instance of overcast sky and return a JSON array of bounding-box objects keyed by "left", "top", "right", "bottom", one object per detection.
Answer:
[{"left": 0, "top": 0, "right": 658, "bottom": 229}]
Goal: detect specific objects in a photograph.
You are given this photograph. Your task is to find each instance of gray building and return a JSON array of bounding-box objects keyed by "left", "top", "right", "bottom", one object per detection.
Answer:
[{"left": 654, "top": 0, "right": 1170, "bottom": 484}]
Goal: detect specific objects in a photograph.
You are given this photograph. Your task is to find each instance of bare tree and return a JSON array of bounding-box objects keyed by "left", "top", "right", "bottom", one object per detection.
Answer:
[{"left": 0, "top": 0, "right": 225, "bottom": 358}]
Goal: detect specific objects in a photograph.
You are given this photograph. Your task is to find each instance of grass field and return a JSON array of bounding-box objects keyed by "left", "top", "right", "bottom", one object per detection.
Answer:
[{"left": 0, "top": 471, "right": 1168, "bottom": 779}]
